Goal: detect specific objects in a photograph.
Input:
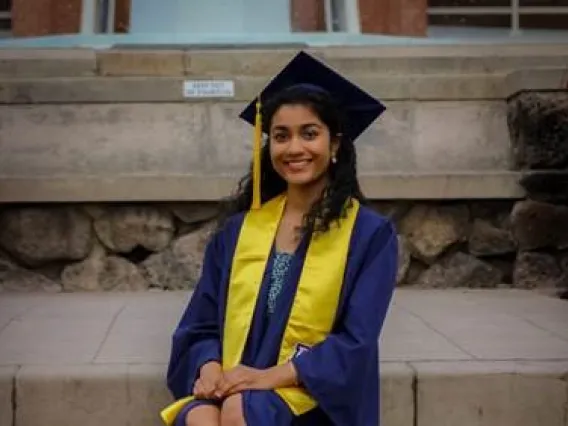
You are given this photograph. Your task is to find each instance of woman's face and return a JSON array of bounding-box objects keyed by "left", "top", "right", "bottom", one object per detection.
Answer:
[{"left": 268, "top": 103, "right": 338, "bottom": 188}]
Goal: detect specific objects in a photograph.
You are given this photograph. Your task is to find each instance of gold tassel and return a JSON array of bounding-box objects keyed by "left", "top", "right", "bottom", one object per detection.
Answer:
[{"left": 252, "top": 98, "right": 262, "bottom": 210}]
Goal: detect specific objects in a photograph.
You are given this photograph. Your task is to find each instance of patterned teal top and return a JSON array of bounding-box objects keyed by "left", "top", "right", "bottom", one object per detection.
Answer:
[{"left": 267, "top": 252, "right": 294, "bottom": 315}]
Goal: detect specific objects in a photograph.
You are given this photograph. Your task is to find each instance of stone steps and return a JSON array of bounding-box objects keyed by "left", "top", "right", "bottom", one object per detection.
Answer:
[
  {"left": 1, "top": 44, "right": 568, "bottom": 78},
  {"left": 0, "top": 44, "right": 564, "bottom": 203},
  {"left": 0, "top": 67, "right": 564, "bottom": 104},
  {"left": 0, "top": 289, "right": 567, "bottom": 426}
]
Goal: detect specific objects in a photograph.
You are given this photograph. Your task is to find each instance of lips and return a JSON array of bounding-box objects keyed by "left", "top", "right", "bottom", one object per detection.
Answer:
[{"left": 284, "top": 159, "right": 312, "bottom": 172}]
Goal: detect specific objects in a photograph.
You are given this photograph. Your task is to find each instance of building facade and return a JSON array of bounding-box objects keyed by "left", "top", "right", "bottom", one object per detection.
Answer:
[{"left": 10, "top": 0, "right": 428, "bottom": 38}]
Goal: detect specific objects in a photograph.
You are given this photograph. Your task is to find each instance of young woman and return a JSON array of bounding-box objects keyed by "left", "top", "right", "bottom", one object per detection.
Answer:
[{"left": 162, "top": 51, "right": 398, "bottom": 426}]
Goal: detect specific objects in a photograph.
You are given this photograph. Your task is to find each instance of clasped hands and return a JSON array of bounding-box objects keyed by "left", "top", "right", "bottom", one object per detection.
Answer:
[{"left": 193, "top": 361, "right": 298, "bottom": 401}]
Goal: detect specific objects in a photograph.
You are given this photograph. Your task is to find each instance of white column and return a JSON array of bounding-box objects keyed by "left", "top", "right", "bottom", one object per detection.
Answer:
[
  {"left": 80, "top": 0, "right": 97, "bottom": 34},
  {"left": 344, "top": 0, "right": 361, "bottom": 33},
  {"left": 511, "top": 0, "right": 520, "bottom": 35}
]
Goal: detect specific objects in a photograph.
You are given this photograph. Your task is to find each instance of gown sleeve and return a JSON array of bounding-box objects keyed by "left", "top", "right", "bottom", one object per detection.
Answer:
[
  {"left": 166, "top": 229, "right": 225, "bottom": 400},
  {"left": 291, "top": 219, "right": 398, "bottom": 426}
]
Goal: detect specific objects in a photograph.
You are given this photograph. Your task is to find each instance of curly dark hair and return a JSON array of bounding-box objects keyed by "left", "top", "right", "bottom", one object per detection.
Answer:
[{"left": 217, "top": 85, "right": 368, "bottom": 235}]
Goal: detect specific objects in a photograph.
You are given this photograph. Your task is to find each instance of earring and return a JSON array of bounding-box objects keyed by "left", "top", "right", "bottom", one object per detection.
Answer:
[{"left": 331, "top": 156, "right": 337, "bottom": 164}]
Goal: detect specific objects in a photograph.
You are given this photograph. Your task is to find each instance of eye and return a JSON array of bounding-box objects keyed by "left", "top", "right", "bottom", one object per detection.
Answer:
[
  {"left": 272, "top": 132, "right": 288, "bottom": 143},
  {"left": 302, "top": 129, "right": 319, "bottom": 140}
]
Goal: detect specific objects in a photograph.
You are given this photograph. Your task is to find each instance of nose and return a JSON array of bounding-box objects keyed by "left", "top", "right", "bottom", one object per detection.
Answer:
[{"left": 287, "top": 134, "right": 304, "bottom": 155}]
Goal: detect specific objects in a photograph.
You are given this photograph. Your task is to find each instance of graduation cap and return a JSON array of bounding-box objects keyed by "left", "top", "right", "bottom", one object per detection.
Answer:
[{"left": 239, "top": 50, "right": 386, "bottom": 210}]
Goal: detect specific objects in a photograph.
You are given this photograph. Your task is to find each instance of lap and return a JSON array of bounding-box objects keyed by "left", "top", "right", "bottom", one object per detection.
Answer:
[{"left": 175, "top": 391, "right": 294, "bottom": 426}]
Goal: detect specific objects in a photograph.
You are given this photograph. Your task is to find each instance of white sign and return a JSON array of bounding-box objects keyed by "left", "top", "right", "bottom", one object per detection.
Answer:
[{"left": 183, "top": 80, "right": 235, "bottom": 98}]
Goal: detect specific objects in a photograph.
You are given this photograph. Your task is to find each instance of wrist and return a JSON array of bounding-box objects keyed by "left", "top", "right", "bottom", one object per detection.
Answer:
[
  {"left": 200, "top": 360, "right": 221, "bottom": 375},
  {"left": 267, "top": 362, "right": 299, "bottom": 388}
]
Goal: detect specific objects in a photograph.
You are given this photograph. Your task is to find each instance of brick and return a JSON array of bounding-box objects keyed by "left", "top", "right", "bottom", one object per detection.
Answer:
[
  {"left": 12, "top": 0, "right": 81, "bottom": 37},
  {"left": 358, "top": 0, "right": 427, "bottom": 36},
  {"left": 290, "top": 0, "right": 326, "bottom": 32}
]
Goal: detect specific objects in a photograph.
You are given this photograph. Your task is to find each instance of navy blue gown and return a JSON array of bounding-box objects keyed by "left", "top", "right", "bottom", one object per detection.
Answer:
[{"left": 167, "top": 205, "right": 398, "bottom": 426}]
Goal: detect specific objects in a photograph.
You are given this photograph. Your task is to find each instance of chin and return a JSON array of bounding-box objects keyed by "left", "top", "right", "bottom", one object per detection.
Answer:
[
  {"left": 285, "top": 176, "right": 317, "bottom": 186},
  {"left": 282, "top": 171, "right": 326, "bottom": 188}
]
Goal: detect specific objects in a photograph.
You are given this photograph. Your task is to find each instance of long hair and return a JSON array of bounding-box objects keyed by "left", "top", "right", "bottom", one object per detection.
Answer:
[{"left": 217, "top": 85, "right": 367, "bottom": 235}]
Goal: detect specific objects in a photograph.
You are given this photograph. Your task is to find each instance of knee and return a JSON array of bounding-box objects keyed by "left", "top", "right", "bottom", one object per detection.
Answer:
[
  {"left": 185, "top": 405, "right": 220, "bottom": 426},
  {"left": 221, "top": 394, "right": 246, "bottom": 426}
]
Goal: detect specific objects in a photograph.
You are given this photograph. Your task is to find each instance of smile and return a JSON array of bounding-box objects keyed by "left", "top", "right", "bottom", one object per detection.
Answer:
[{"left": 284, "top": 159, "right": 312, "bottom": 171}]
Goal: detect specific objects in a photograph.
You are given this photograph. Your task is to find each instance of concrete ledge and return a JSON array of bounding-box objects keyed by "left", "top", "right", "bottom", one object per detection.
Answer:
[
  {"left": 0, "top": 44, "right": 565, "bottom": 84},
  {"left": 8, "top": 361, "right": 568, "bottom": 426},
  {"left": 380, "top": 363, "right": 415, "bottom": 426},
  {"left": 414, "top": 360, "right": 568, "bottom": 426},
  {"left": 0, "top": 172, "right": 525, "bottom": 203},
  {"left": 0, "top": 68, "right": 564, "bottom": 104},
  {"left": 0, "top": 74, "right": 505, "bottom": 103},
  {"left": 1, "top": 290, "right": 567, "bottom": 426},
  {"left": 0, "top": 49, "right": 96, "bottom": 78},
  {"left": 0, "top": 367, "right": 15, "bottom": 426},
  {"left": 1, "top": 44, "right": 567, "bottom": 80},
  {"left": 16, "top": 364, "right": 172, "bottom": 426},
  {"left": 12, "top": 363, "right": 413, "bottom": 426},
  {"left": 505, "top": 68, "right": 568, "bottom": 97}
]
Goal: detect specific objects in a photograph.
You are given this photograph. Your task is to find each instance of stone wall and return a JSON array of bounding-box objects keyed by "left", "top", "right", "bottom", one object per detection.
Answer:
[
  {"left": 507, "top": 90, "right": 568, "bottom": 298},
  {"left": 0, "top": 89, "right": 566, "bottom": 297},
  {"left": 0, "top": 198, "right": 566, "bottom": 297}
]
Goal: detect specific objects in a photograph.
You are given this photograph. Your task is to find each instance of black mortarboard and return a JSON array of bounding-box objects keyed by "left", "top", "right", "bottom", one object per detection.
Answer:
[
  {"left": 239, "top": 51, "right": 386, "bottom": 210},
  {"left": 239, "top": 50, "right": 386, "bottom": 143}
]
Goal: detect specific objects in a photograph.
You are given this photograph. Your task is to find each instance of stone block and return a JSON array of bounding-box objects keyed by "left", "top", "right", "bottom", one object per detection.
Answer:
[
  {"left": 519, "top": 171, "right": 568, "bottom": 203},
  {"left": 125, "top": 364, "right": 172, "bottom": 426},
  {"left": 0, "top": 74, "right": 541, "bottom": 105},
  {"left": 510, "top": 200, "right": 568, "bottom": 251},
  {"left": 184, "top": 49, "right": 302, "bottom": 77},
  {"left": 0, "top": 367, "right": 15, "bottom": 426},
  {"left": 17, "top": 365, "right": 131, "bottom": 426},
  {"left": 0, "top": 77, "right": 187, "bottom": 104},
  {"left": 0, "top": 206, "right": 93, "bottom": 267},
  {"left": 513, "top": 252, "right": 563, "bottom": 289},
  {"left": 508, "top": 91, "right": 568, "bottom": 170},
  {"left": 0, "top": 49, "right": 96, "bottom": 77},
  {"left": 413, "top": 361, "right": 568, "bottom": 426},
  {"left": 98, "top": 50, "right": 185, "bottom": 76},
  {"left": 380, "top": 363, "right": 415, "bottom": 426}
]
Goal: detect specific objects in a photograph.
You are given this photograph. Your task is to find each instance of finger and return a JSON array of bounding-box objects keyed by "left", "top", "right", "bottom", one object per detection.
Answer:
[
  {"left": 221, "top": 377, "right": 253, "bottom": 397},
  {"left": 215, "top": 376, "right": 238, "bottom": 399},
  {"left": 203, "top": 379, "right": 222, "bottom": 399},
  {"left": 193, "top": 381, "right": 204, "bottom": 398}
]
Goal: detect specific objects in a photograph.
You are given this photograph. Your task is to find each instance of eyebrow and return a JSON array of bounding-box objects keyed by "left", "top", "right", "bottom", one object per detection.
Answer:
[{"left": 271, "top": 123, "right": 323, "bottom": 132}]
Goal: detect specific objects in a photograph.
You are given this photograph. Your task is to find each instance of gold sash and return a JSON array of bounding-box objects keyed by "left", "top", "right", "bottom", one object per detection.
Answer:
[{"left": 161, "top": 195, "right": 358, "bottom": 424}]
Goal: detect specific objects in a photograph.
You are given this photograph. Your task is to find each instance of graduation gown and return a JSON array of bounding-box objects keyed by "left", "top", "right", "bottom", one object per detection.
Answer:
[{"left": 165, "top": 204, "right": 398, "bottom": 426}]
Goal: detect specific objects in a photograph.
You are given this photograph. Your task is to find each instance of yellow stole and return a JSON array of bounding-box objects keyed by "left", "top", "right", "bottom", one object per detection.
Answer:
[{"left": 160, "top": 195, "right": 359, "bottom": 425}]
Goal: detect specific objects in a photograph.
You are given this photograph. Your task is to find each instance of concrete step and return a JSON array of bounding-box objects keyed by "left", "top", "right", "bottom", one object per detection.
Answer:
[
  {"left": 0, "top": 45, "right": 564, "bottom": 204},
  {"left": 0, "top": 289, "right": 567, "bottom": 426},
  {"left": 0, "top": 172, "right": 526, "bottom": 202},
  {"left": 1, "top": 44, "right": 568, "bottom": 78},
  {"left": 0, "top": 67, "right": 564, "bottom": 104}
]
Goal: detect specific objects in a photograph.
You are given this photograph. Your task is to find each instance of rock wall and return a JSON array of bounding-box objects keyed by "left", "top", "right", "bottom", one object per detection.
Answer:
[
  {"left": 507, "top": 90, "right": 568, "bottom": 298},
  {"left": 0, "top": 199, "right": 566, "bottom": 296},
  {"left": 0, "top": 90, "right": 566, "bottom": 296}
]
